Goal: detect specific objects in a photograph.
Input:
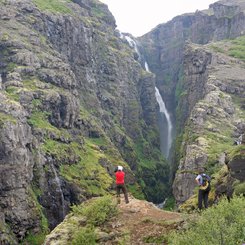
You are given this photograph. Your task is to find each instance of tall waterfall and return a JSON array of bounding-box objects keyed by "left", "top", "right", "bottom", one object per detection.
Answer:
[
  {"left": 155, "top": 87, "right": 173, "bottom": 158},
  {"left": 123, "top": 35, "right": 173, "bottom": 158},
  {"left": 145, "top": 62, "right": 173, "bottom": 158}
]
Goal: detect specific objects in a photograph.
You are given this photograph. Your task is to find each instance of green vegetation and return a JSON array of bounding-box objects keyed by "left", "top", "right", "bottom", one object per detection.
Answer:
[
  {"left": 32, "top": 0, "right": 72, "bottom": 14},
  {"left": 211, "top": 36, "right": 245, "bottom": 60},
  {"left": 5, "top": 86, "right": 20, "bottom": 101},
  {"left": 72, "top": 195, "right": 117, "bottom": 226},
  {"left": 23, "top": 188, "right": 49, "bottom": 245},
  {"left": 169, "top": 196, "right": 245, "bottom": 245},
  {"left": 0, "top": 112, "right": 17, "bottom": 126},
  {"left": 229, "top": 35, "right": 245, "bottom": 60},
  {"left": 28, "top": 111, "right": 61, "bottom": 134},
  {"left": 60, "top": 138, "right": 114, "bottom": 196},
  {"left": 71, "top": 196, "right": 117, "bottom": 244}
]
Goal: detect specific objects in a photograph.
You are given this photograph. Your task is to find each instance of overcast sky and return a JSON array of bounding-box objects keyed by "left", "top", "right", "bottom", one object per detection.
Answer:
[{"left": 100, "top": 0, "right": 217, "bottom": 37}]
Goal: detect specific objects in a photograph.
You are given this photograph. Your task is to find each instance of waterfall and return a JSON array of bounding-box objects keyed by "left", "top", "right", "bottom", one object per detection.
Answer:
[
  {"left": 122, "top": 35, "right": 173, "bottom": 158},
  {"left": 155, "top": 87, "right": 173, "bottom": 158},
  {"left": 144, "top": 61, "right": 149, "bottom": 72},
  {"left": 50, "top": 162, "right": 65, "bottom": 219},
  {"left": 121, "top": 34, "right": 142, "bottom": 61},
  {"left": 145, "top": 62, "right": 172, "bottom": 157}
]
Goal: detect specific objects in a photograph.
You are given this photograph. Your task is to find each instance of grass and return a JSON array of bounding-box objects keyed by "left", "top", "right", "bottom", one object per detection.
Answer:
[
  {"left": 210, "top": 36, "right": 245, "bottom": 60},
  {"left": 0, "top": 112, "right": 17, "bottom": 126},
  {"left": 32, "top": 0, "right": 72, "bottom": 14},
  {"left": 5, "top": 86, "right": 20, "bottom": 101},
  {"left": 71, "top": 196, "right": 117, "bottom": 244},
  {"left": 27, "top": 111, "right": 61, "bottom": 134},
  {"left": 60, "top": 139, "right": 114, "bottom": 196}
]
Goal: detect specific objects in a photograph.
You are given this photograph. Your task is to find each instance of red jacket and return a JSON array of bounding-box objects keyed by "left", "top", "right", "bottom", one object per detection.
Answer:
[{"left": 115, "top": 171, "right": 125, "bottom": 184}]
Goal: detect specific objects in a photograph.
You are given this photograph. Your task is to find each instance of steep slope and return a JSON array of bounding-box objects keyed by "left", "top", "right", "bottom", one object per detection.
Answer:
[
  {"left": 138, "top": 0, "right": 245, "bottom": 168},
  {"left": 173, "top": 40, "right": 245, "bottom": 204},
  {"left": 137, "top": 0, "right": 245, "bottom": 206},
  {"left": 0, "top": 0, "right": 169, "bottom": 242}
]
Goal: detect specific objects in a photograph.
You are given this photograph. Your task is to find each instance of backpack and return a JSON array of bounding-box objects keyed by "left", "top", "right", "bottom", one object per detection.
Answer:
[{"left": 200, "top": 173, "right": 211, "bottom": 191}]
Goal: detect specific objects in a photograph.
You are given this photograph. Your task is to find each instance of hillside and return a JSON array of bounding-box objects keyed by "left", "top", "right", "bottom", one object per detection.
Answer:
[{"left": 0, "top": 0, "right": 244, "bottom": 243}]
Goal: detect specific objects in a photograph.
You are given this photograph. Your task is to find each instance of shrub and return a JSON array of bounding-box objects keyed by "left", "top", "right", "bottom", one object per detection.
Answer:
[
  {"left": 72, "top": 226, "right": 96, "bottom": 245},
  {"left": 72, "top": 195, "right": 117, "bottom": 226},
  {"left": 168, "top": 196, "right": 245, "bottom": 245},
  {"left": 71, "top": 196, "right": 117, "bottom": 244}
]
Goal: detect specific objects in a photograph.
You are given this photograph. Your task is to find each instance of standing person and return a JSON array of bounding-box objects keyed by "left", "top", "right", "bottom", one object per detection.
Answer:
[
  {"left": 195, "top": 168, "right": 211, "bottom": 210},
  {"left": 115, "top": 166, "right": 129, "bottom": 204}
]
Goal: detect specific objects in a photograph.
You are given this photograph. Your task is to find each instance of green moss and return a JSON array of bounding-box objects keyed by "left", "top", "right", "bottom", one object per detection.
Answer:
[
  {"left": 7, "top": 62, "right": 17, "bottom": 72},
  {"left": 127, "top": 183, "right": 145, "bottom": 200},
  {"left": 230, "top": 145, "right": 245, "bottom": 159},
  {"left": 60, "top": 139, "right": 114, "bottom": 196},
  {"left": 233, "top": 182, "right": 245, "bottom": 196},
  {"left": 5, "top": 86, "right": 20, "bottom": 101},
  {"left": 72, "top": 226, "right": 96, "bottom": 245},
  {"left": 42, "top": 139, "right": 79, "bottom": 161},
  {"left": 28, "top": 111, "right": 60, "bottom": 133},
  {"left": 0, "top": 112, "right": 17, "bottom": 126},
  {"left": 32, "top": 0, "right": 72, "bottom": 14},
  {"left": 72, "top": 195, "right": 117, "bottom": 225},
  {"left": 22, "top": 187, "right": 49, "bottom": 245}
]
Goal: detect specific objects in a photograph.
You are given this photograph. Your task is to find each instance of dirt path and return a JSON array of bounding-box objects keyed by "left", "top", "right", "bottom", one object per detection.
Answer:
[{"left": 105, "top": 195, "right": 183, "bottom": 244}]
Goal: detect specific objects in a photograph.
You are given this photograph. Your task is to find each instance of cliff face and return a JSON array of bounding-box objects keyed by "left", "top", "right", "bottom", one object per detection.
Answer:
[
  {"left": 1, "top": 0, "right": 245, "bottom": 242},
  {"left": 0, "top": 0, "right": 169, "bottom": 242},
  {"left": 138, "top": 0, "right": 245, "bottom": 128},
  {"left": 173, "top": 42, "right": 245, "bottom": 204},
  {"left": 138, "top": 0, "right": 245, "bottom": 205}
]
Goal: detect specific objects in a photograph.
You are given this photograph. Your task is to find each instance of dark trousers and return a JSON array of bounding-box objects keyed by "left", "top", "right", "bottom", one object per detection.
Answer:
[
  {"left": 116, "top": 184, "right": 129, "bottom": 203},
  {"left": 198, "top": 189, "right": 209, "bottom": 209}
]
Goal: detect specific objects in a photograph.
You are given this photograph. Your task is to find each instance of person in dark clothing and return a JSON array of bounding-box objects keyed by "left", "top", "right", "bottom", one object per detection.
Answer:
[
  {"left": 195, "top": 168, "right": 211, "bottom": 210},
  {"left": 115, "top": 166, "right": 129, "bottom": 204}
]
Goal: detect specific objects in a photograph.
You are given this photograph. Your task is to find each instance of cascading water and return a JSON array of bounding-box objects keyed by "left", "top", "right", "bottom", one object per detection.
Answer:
[
  {"left": 145, "top": 62, "right": 173, "bottom": 158},
  {"left": 50, "top": 162, "right": 66, "bottom": 219},
  {"left": 155, "top": 87, "right": 173, "bottom": 158},
  {"left": 123, "top": 34, "right": 173, "bottom": 158}
]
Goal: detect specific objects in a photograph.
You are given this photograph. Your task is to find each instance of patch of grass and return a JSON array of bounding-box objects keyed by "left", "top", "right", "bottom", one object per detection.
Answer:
[
  {"left": 5, "top": 86, "right": 20, "bottom": 101},
  {"left": 72, "top": 195, "right": 117, "bottom": 226},
  {"left": 0, "top": 112, "right": 17, "bottom": 126},
  {"left": 60, "top": 139, "right": 114, "bottom": 196},
  {"left": 32, "top": 0, "right": 72, "bottom": 14},
  {"left": 228, "top": 36, "right": 245, "bottom": 60},
  {"left": 23, "top": 187, "right": 49, "bottom": 245},
  {"left": 71, "top": 196, "right": 118, "bottom": 244},
  {"left": 143, "top": 234, "right": 167, "bottom": 244},
  {"left": 27, "top": 111, "right": 60, "bottom": 134},
  {"left": 72, "top": 226, "right": 96, "bottom": 245}
]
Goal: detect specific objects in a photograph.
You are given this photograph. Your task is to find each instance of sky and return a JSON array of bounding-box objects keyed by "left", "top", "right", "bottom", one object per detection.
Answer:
[{"left": 100, "top": 0, "right": 217, "bottom": 37}]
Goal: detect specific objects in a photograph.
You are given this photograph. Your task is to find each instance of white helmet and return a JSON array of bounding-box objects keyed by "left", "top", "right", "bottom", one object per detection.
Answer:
[{"left": 117, "top": 166, "right": 123, "bottom": 171}]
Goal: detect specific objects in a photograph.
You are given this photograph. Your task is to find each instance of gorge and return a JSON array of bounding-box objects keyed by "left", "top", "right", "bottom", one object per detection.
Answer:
[{"left": 0, "top": 0, "right": 245, "bottom": 243}]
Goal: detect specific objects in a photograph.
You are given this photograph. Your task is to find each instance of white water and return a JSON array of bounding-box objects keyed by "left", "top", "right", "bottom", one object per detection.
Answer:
[
  {"left": 155, "top": 87, "right": 173, "bottom": 158},
  {"left": 145, "top": 61, "right": 173, "bottom": 157},
  {"left": 50, "top": 162, "right": 65, "bottom": 218},
  {"left": 121, "top": 34, "right": 142, "bottom": 61},
  {"left": 144, "top": 62, "right": 150, "bottom": 72}
]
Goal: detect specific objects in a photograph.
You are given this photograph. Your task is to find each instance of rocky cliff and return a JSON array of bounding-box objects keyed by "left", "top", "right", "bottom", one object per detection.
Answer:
[
  {"left": 0, "top": 0, "right": 169, "bottom": 243},
  {"left": 1, "top": 0, "right": 245, "bottom": 243},
  {"left": 138, "top": 0, "right": 245, "bottom": 205}
]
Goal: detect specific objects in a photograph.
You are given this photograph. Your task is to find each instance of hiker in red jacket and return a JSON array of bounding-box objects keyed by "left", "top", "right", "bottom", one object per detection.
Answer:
[{"left": 115, "top": 166, "right": 129, "bottom": 204}]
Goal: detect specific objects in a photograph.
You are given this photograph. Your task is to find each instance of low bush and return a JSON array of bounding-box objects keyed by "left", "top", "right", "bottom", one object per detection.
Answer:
[{"left": 168, "top": 196, "right": 245, "bottom": 245}]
